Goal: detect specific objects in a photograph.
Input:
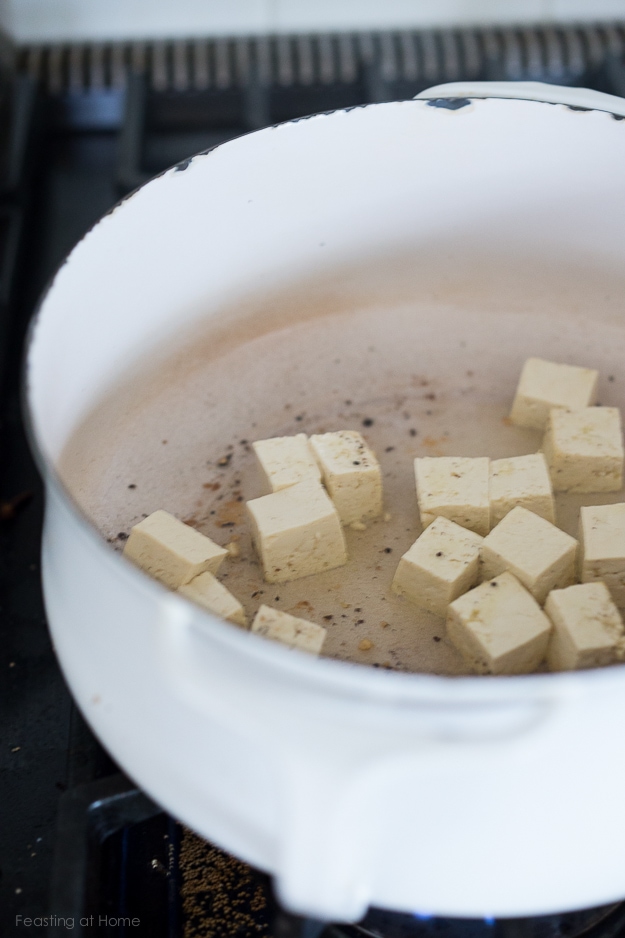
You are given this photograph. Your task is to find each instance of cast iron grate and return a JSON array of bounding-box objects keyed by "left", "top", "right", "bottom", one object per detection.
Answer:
[{"left": 15, "top": 25, "right": 625, "bottom": 95}]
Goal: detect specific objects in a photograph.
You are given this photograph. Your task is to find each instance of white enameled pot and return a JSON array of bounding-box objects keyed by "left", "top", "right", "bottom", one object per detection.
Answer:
[{"left": 26, "top": 83, "right": 625, "bottom": 922}]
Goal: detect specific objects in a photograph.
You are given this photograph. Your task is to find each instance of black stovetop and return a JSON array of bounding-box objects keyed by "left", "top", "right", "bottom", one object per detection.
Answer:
[{"left": 2, "top": 22, "right": 625, "bottom": 938}]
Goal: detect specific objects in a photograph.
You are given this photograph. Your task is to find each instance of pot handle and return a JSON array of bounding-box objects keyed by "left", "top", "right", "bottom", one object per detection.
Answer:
[
  {"left": 415, "top": 80, "right": 625, "bottom": 118},
  {"left": 274, "top": 724, "right": 555, "bottom": 923},
  {"left": 158, "top": 597, "right": 569, "bottom": 922}
]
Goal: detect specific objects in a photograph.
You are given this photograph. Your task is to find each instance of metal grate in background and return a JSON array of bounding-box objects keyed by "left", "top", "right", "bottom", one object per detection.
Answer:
[{"left": 16, "top": 22, "right": 625, "bottom": 96}]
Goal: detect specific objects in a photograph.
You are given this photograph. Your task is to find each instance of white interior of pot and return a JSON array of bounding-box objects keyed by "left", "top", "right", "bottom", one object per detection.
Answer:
[{"left": 28, "top": 97, "right": 625, "bottom": 466}]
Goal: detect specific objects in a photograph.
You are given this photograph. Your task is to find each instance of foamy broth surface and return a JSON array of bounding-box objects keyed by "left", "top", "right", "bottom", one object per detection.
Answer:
[{"left": 59, "top": 251, "right": 625, "bottom": 675}]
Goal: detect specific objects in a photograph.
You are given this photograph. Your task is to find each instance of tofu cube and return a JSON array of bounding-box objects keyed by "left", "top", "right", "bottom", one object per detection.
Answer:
[
  {"left": 251, "top": 604, "right": 326, "bottom": 654},
  {"left": 392, "top": 517, "right": 483, "bottom": 617},
  {"left": 415, "top": 456, "right": 490, "bottom": 536},
  {"left": 246, "top": 479, "right": 347, "bottom": 583},
  {"left": 546, "top": 582, "right": 625, "bottom": 671},
  {"left": 489, "top": 453, "right": 555, "bottom": 527},
  {"left": 542, "top": 406, "right": 623, "bottom": 493},
  {"left": 252, "top": 433, "right": 321, "bottom": 493},
  {"left": 447, "top": 572, "right": 552, "bottom": 674},
  {"left": 309, "top": 431, "right": 383, "bottom": 524},
  {"left": 510, "top": 357, "right": 598, "bottom": 430},
  {"left": 178, "top": 572, "right": 246, "bottom": 627},
  {"left": 123, "top": 509, "right": 227, "bottom": 589},
  {"left": 579, "top": 503, "right": 625, "bottom": 606},
  {"left": 481, "top": 506, "right": 577, "bottom": 605}
]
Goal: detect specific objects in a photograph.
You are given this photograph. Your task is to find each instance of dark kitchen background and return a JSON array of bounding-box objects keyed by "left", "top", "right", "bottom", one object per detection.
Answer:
[{"left": 3, "top": 6, "right": 625, "bottom": 937}]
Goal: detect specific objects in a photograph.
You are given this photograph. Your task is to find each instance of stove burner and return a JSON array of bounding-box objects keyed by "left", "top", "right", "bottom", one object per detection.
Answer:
[
  {"left": 322, "top": 903, "right": 625, "bottom": 938},
  {"left": 52, "top": 775, "right": 625, "bottom": 938}
]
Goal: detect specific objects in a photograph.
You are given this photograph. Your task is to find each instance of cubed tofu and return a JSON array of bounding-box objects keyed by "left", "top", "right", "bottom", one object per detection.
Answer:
[
  {"left": 178, "top": 572, "right": 246, "bottom": 627},
  {"left": 509, "top": 357, "right": 598, "bottom": 430},
  {"left": 123, "top": 509, "right": 227, "bottom": 589},
  {"left": 579, "top": 503, "right": 625, "bottom": 606},
  {"left": 481, "top": 506, "right": 577, "bottom": 605},
  {"left": 251, "top": 604, "right": 326, "bottom": 654},
  {"left": 489, "top": 453, "right": 555, "bottom": 526},
  {"left": 246, "top": 479, "right": 347, "bottom": 583},
  {"left": 542, "top": 406, "right": 623, "bottom": 493},
  {"left": 447, "top": 572, "right": 552, "bottom": 674},
  {"left": 415, "top": 456, "right": 490, "bottom": 536},
  {"left": 252, "top": 433, "right": 321, "bottom": 493},
  {"left": 391, "top": 517, "right": 483, "bottom": 617},
  {"left": 546, "top": 582, "right": 625, "bottom": 671},
  {"left": 309, "top": 430, "right": 383, "bottom": 524}
]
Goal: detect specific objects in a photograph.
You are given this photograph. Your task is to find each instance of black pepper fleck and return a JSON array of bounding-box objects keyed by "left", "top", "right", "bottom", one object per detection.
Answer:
[
  {"left": 383, "top": 547, "right": 392, "bottom": 554},
  {"left": 128, "top": 484, "right": 136, "bottom": 489},
  {"left": 409, "top": 428, "right": 417, "bottom": 437},
  {"left": 353, "top": 461, "right": 360, "bottom": 466},
  {"left": 433, "top": 636, "right": 441, "bottom": 642},
  {"left": 295, "top": 414, "right": 303, "bottom": 422},
  {"left": 385, "top": 446, "right": 395, "bottom": 452},
  {"left": 491, "top": 582, "right": 498, "bottom": 587},
  {"left": 118, "top": 532, "right": 128, "bottom": 540},
  {"left": 362, "top": 418, "right": 374, "bottom": 427},
  {"left": 435, "top": 551, "right": 443, "bottom": 557}
]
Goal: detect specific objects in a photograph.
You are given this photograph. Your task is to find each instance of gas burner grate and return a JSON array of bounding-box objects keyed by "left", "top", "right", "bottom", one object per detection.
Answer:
[
  {"left": 15, "top": 23, "right": 625, "bottom": 97},
  {"left": 325, "top": 904, "right": 625, "bottom": 938}
]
